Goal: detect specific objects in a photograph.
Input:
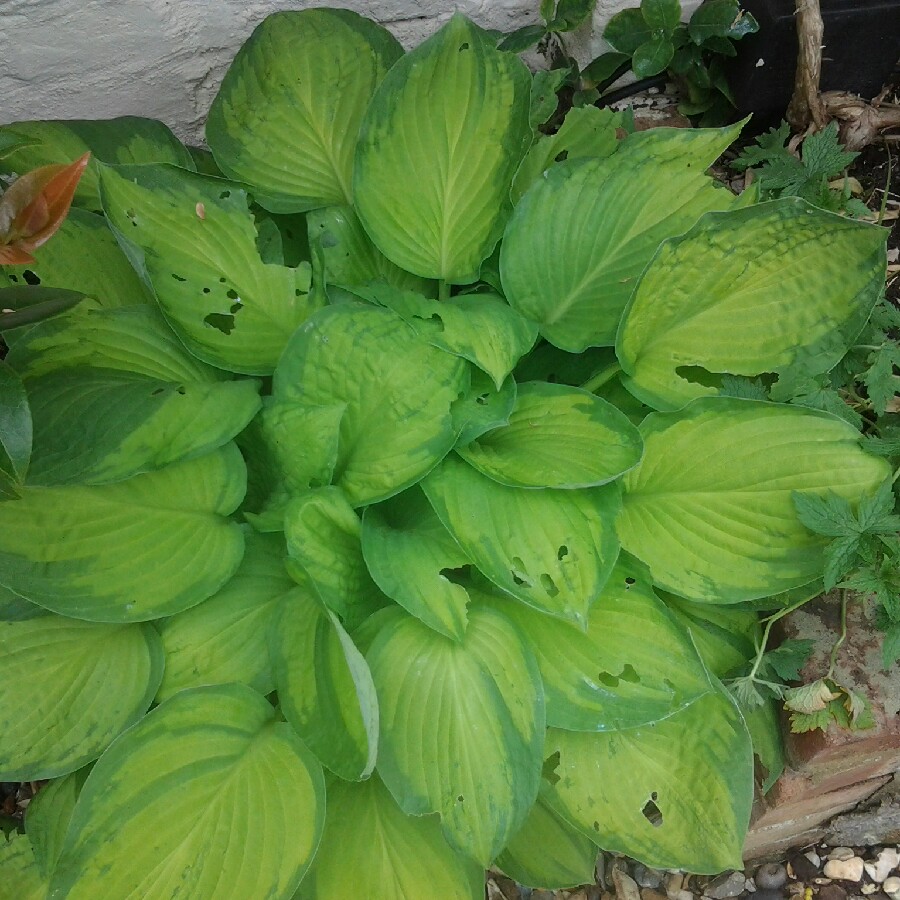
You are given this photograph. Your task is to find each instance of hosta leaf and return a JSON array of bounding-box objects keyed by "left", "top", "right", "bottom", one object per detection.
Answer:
[
  {"left": 4, "top": 302, "right": 223, "bottom": 383},
  {"left": 457, "top": 381, "right": 643, "bottom": 488},
  {"left": 25, "top": 368, "right": 260, "bottom": 485},
  {"left": 302, "top": 776, "right": 483, "bottom": 900},
  {"left": 452, "top": 369, "right": 518, "bottom": 447},
  {"left": 307, "top": 205, "right": 433, "bottom": 295},
  {"left": 479, "top": 559, "right": 711, "bottom": 730},
  {"left": 99, "top": 163, "right": 319, "bottom": 374},
  {"left": 363, "top": 284, "right": 538, "bottom": 389},
  {"left": 50, "top": 684, "right": 325, "bottom": 900},
  {"left": 156, "top": 530, "right": 295, "bottom": 701},
  {"left": 0, "top": 360, "right": 30, "bottom": 485},
  {"left": 0, "top": 117, "right": 193, "bottom": 210},
  {"left": 2, "top": 209, "right": 153, "bottom": 308},
  {"left": 283, "top": 487, "right": 386, "bottom": 626},
  {"left": 271, "top": 590, "right": 379, "bottom": 780},
  {"left": 423, "top": 455, "right": 620, "bottom": 626},
  {"left": 0, "top": 285, "right": 86, "bottom": 334},
  {"left": 26, "top": 768, "right": 90, "bottom": 878},
  {"left": 743, "top": 701, "right": 785, "bottom": 792},
  {"left": 617, "top": 200, "right": 887, "bottom": 410},
  {"left": 496, "top": 794, "right": 598, "bottom": 890},
  {"left": 0, "top": 444, "right": 247, "bottom": 621},
  {"left": 368, "top": 606, "right": 544, "bottom": 865},
  {"left": 273, "top": 303, "right": 468, "bottom": 506},
  {"left": 544, "top": 688, "right": 753, "bottom": 872},
  {"left": 361, "top": 486, "right": 473, "bottom": 641},
  {"left": 617, "top": 398, "right": 891, "bottom": 602},
  {"left": 0, "top": 615, "right": 163, "bottom": 780},
  {"left": 500, "top": 123, "right": 740, "bottom": 350},
  {"left": 207, "top": 9, "right": 402, "bottom": 212},
  {"left": 0, "top": 832, "right": 45, "bottom": 900},
  {"left": 511, "top": 105, "right": 620, "bottom": 203},
  {"left": 354, "top": 14, "right": 532, "bottom": 282}
]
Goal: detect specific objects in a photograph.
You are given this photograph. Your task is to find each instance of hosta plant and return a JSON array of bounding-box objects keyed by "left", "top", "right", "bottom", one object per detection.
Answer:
[{"left": 0, "top": 9, "right": 893, "bottom": 899}]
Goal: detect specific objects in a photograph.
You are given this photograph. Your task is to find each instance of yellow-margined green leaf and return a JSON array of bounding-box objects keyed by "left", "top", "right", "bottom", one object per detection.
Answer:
[
  {"left": 544, "top": 688, "right": 753, "bottom": 873},
  {"left": 49, "top": 684, "right": 325, "bottom": 900},
  {"left": 0, "top": 444, "right": 247, "bottom": 622},
  {"left": 617, "top": 397, "right": 891, "bottom": 602},
  {"left": 271, "top": 590, "right": 379, "bottom": 781},
  {"left": 368, "top": 606, "right": 544, "bottom": 865},
  {"left": 156, "top": 530, "right": 295, "bottom": 701},
  {"left": 99, "top": 163, "right": 320, "bottom": 374},
  {"left": 302, "top": 776, "right": 483, "bottom": 900},
  {"left": 457, "top": 381, "right": 643, "bottom": 488},
  {"left": 274, "top": 304, "right": 468, "bottom": 506},
  {"left": 500, "top": 124, "right": 742, "bottom": 350},
  {"left": 423, "top": 455, "right": 620, "bottom": 626},
  {"left": 354, "top": 14, "right": 532, "bottom": 282},
  {"left": 0, "top": 615, "right": 163, "bottom": 780},
  {"left": 207, "top": 9, "right": 403, "bottom": 212},
  {"left": 616, "top": 200, "right": 887, "bottom": 410}
]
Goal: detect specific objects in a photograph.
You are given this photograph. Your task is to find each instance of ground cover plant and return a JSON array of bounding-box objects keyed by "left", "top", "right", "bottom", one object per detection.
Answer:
[{"left": 0, "top": 9, "right": 895, "bottom": 898}]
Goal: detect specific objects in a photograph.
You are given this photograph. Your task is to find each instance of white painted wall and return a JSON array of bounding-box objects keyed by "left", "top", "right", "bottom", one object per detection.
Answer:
[{"left": 0, "top": 0, "right": 698, "bottom": 144}]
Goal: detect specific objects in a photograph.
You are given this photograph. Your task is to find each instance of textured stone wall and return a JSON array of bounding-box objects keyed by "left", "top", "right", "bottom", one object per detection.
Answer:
[{"left": 1, "top": 0, "right": 706, "bottom": 144}]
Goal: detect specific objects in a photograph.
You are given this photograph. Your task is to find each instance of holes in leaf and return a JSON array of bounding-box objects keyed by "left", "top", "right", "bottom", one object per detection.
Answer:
[
  {"left": 202, "top": 287, "right": 211, "bottom": 294},
  {"left": 439, "top": 565, "right": 471, "bottom": 586},
  {"left": 219, "top": 190, "right": 231, "bottom": 200},
  {"left": 593, "top": 820, "right": 600, "bottom": 833},
  {"left": 175, "top": 385, "right": 186, "bottom": 395},
  {"left": 295, "top": 289, "right": 304, "bottom": 297},
  {"left": 7, "top": 274, "right": 18, "bottom": 283},
  {"left": 541, "top": 750, "right": 560, "bottom": 785},
  {"left": 475, "top": 392, "right": 490, "bottom": 406},
  {"left": 150, "top": 388, "right": 165, "bottom": 396},
  {"left": 510, "top": 556, "right": 532, "bottom": 588},
  {"left": 456, "top": 795, "right": 464, "bottom": 804},
  {"left": 557, "top": 545, "right": 569, "bottom": 561},
  {"left": 22, "top": 270, "right": 40, "bottom": 286},
  {"left": 459, "top": 41, "right": 470, "bottom": 51},
  {"left": 229, "top": 303, "right": 242, "bottom": 314},
  {"left": 226, "top": 288, "right": 239, "bottom": 300},
  {"left": 641, "top": 792, "right": 664, "bottom": 827},
  {"left": 597, "top": 663, "right": 640, "bottom": 688},
  {"left": 203, "top": 312, "right": 235, "bottom": 335},
  {"left": 540, "top": 573, "right": 559, "bottom": 598},
  {"left": 218, "top": 276, "right": 227, "bottom": 283},
  {"left": 674, "top": 365, "right": 724, "bottom": 389},
  {"left": 554, "top": 150, "right": 569, "bottom": 162},
  {"left": 624, "top": 576, "right": 636, "bottom": 588},
  {"left": 171, "top": 273, "right": 187, "bottom": 282}
]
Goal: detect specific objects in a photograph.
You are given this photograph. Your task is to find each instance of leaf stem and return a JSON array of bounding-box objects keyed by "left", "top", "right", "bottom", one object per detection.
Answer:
[
  {"left": 438, "top": 280, "right": 450, "bottom": 302},
  {"left": 581, "top": 362, "right": 622, "bottom": 394},
  {"left": 748, "top": 596, "right": 817, "bottom": 680},
  {"left": 826, "top": 589, "right": 849, "bottom": 680}
]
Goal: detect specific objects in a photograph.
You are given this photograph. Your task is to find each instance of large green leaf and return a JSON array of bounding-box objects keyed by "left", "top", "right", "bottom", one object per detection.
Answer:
[
  {"left": 4, "top": 303, "right": 223, "bottom": 383},
  {"left": 0, "top": 444, "right": 247, "bottom": 621},
  {"left": 0, "top": 285, "right": 86, "bottom": 334},
  {"left": 0, "top": 833, "right": 45, "bottom": 900},
  {"left": 500, "top": 123, "right": 742, "bottom": 350},
  {"left": 354, "top": 14, "right": 532, "bottom": 282},
  {"left": 273, "top": 303, "right": 468, "bottom": 505},
  {"left": 361, "top": 487, "right": 473, "bottom": 641},
  {"left": 0, "top": 615, "right": 163, "bottom": 780},
  {"left": 207, "top": 9, "right": 402, "bottom": 212},
  {"left": 496, "top": 794, "right": 598, "bottom": 890},
  {"left": 26, "top": 768, "right": 90, "bottom": 879},
  {"left": 617, "top": 398, "right": 891, "bottom": 602},
  {"left": 156, "top": 530, "right": 295, "bottom": 701},
  {"left": 50, "top": 684, "right": 325, "bottom": 900},
  {"left": 480, "top": 559, "right": 712, "bottom": 730},
  {"left": 616, "top": 200, "right": 887, "bottom": 410},
  {"left": 301, "top": 776, "right": 483, "bottom": 900},
  {"left": 423, "top": 455, "right": 620, "bottom": 626},
  {"left": 368, "top": 606, "right": 544, "bottom": 865},
  {"left": 544, "top": 688, "right": 753, "bottom": 872},
  {"left": 457, "top": 381, "right": 643, "bottom": 488},
  {"left": 362, "top": 285, "right": 538, "bottom": 389},
  {"left": 283, "top": 487, "right": 386, "bottom": 629},
  {"left": 0, "top": 360, "right": 31, "bottom": 488},
  {"left": 307, "top": 205, "right": 434, "bottom": 295},
  {"left": 25, "top": 368, "right": 260, "bottom": 485},
  {"left": 0, "top": 117, "right": 193, "bottom": 209},
  {"left": 271, "top": 590, "right": 379, "bottom": 781},
  {"left": 1, "top": 208, "right": 153, "bottom": 308},
  {"left": 99, "top": 163, "right": 319, "bottom": 374}
]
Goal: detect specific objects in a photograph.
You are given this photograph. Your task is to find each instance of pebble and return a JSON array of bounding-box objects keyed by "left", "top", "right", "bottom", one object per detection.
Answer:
[
  {"left": 865, "top": 848, "right": 900, "bottom": 884},
  {"left": 641, "top": 891, "right": 668, "bottom": 900},
  {"left": 755, "top": 864, "right": 787, "bottom": 891},
  {"left": 704, "top": 872, "right": 746, "bottom": 899},
  {"left": 745, "top": 879, "right": 757, "bottom": 893},
  {"left": 752, "top": 890, "right": 785, "bottom": 900},
  {"left": 829, "top": 848, "right": 857, "bottom": 862},
  {"left": 633, "top": 865, "right": 664, "bottom": 891},
  {"left": 823, "top": 857, "right": 865, "bottom": 882},
  {"left": 884, "top": 876, "right": 900, "bottom": 899},
  {"left": 861, "top": 884, "right": 878, "bottom": 894},
  {"left": 613, "top": 869, "right": 642, "bottom": 900},
  {"left": 816, "top": 885, "right": 848, "bottom": 900}
]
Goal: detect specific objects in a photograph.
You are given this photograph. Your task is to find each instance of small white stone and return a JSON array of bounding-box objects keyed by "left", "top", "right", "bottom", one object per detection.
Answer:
[
  {"left": 861, "top": 883, "right": 878, "bottom": 895},
  {"left": 745, "top": 879, "right": 757, "bottom": 893},
  {"left": 884, "top": 876, "right": 900, "bottom": 899},
  {"left": 805, "top": 852, "right": 822, "bottom": 868},
  {"left": 755, "top": 57, "right": 765, "bottom": 67},
  {"left": 869, "top": 848, "right": 900, "bottom": 883},
  {"left": 829, "top": 847, "right": 856, "bottom": 861},
  {"left": 823, "top": 858, "right": 865, "bottom": 882}
]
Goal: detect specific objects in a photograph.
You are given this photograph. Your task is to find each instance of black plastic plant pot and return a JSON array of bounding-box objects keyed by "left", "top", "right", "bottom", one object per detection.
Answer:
[{"left": 724, "top": 0, "right": 900, "bottom": 130}]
